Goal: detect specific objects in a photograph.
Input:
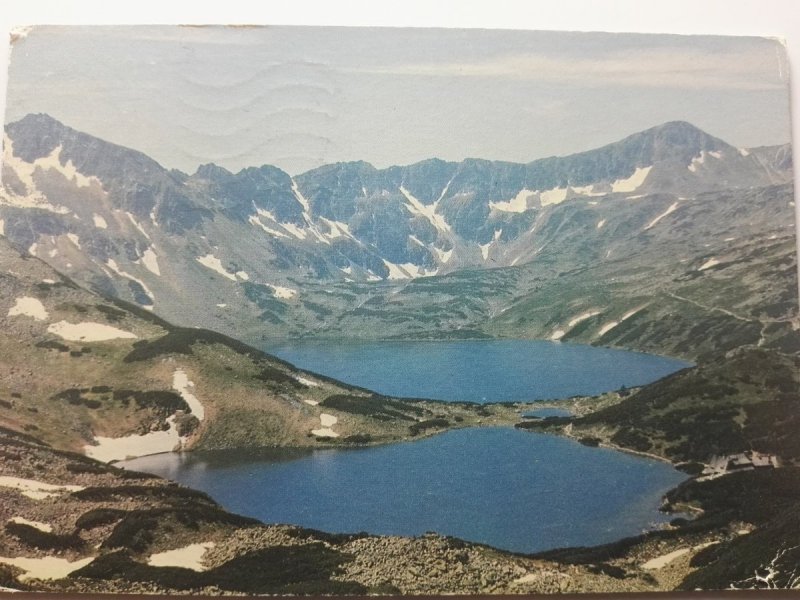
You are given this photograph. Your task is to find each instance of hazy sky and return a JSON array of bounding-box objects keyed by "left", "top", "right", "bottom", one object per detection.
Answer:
[{"left": 5, "top": 25, "right": 792, "bottom": 175}]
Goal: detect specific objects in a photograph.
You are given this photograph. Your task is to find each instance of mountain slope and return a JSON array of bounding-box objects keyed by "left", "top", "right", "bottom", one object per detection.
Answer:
[
  {"left": 0, "top": 237, "right": 501, "bottom": 461},
  {"left": 1, "top": 115, "right": 793, "bottom": 353}
]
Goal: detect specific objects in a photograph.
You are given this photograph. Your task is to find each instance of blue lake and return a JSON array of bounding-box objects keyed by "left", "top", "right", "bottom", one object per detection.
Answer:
[
  {"left": 123, "top": 340, "right": 692, "bottom": 553},
  {"left": 265, "top": 339, "right": 691, "bottom": 402},
  {"left": 122, "top": 427, "right": 687, "bottom": 554}
]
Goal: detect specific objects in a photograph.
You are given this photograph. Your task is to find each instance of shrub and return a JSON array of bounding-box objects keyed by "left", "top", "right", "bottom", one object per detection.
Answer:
[{"left": 4, "top": 522, "right": 85, "bottom": 551}]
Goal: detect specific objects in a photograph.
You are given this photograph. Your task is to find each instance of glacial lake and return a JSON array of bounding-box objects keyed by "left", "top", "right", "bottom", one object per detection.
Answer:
[
  {"left": 265, "top": 339, "right": 691, "bottom": 402},
  {"left": 122, "top": 340, "right": 692, "bottom": 553},
  {"left": 122, "top": 427, "right": 688, "bottom": 554}
]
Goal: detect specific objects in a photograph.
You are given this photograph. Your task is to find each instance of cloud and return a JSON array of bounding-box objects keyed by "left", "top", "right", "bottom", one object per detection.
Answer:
[{"left": 344, "top": 45, "right": 787, "bottom": 91}]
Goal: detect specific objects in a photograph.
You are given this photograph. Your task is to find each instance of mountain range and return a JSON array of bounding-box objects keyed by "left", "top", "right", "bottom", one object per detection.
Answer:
[
  {"left": 0, "top": 114, "right": 794, "bottom": 352},
  {"left": 1, "top": 113, "right": 799, "bottom": 593}
]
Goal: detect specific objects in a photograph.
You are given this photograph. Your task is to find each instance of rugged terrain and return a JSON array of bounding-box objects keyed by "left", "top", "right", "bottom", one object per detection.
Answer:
[
  {"left": 2, "top": 422, "right": 789, "bottom": 595},
  {"left": 1, "top": 115, "right": 795, "bottom": 357},
  {"left": 0, "top": 114, "right": 798, "bottom": 593},
  {"left": 0, "top": 237, "right": 519, "bottom": 459}
]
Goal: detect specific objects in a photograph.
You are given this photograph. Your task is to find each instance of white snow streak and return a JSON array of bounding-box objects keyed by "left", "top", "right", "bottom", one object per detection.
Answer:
[
  {"left": 611, "top": 166, "right": 652, "bottom": 193},
  {"left": 489, "top": 188, "right": 535, "bottom": 212},
  {"left": 698, "top": 257, "right": 720, "bottom": 271},
  {"left": 399, "top": 186, "right": 451, "bottom": 233},
  {"left": 644, "top": 202, "right": 679, "bottom": 230},
  {"left": 106, "top": 259, "right": 155, "bottom": 304},
  {"left": 47, "top": 321, "right": 137, "bottom": 342},
  {"left": 539, "top": 187, "right": 568, "bottom": 206},
  {"left": 196, "top": 254, "right": 237, "bottom": 281},
  {"left": 138, "top": 247, "right": 161, "bottom": 276},
  {"left": 173, "top": 369, "right": 204, "bottom": 421}
]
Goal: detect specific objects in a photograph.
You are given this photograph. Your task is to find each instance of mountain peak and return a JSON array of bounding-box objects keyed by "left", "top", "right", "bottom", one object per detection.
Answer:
[
  {"left": 194, "top": 163, "right": 234, "bottom": 180},
  {"left": 5, "top": 113, "right": 75, "bottom": 162},
  {"left": 633, "top": 120, "right": 732, "bottom": 153}
]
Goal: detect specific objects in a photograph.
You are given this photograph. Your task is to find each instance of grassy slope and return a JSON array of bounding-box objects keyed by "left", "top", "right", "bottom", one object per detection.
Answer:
[{"left": 0, "top": 240, "right": 508, "bottom": 456}]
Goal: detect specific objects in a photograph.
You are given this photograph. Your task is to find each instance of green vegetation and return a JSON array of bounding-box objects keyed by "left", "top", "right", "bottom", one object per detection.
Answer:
[
  {"left": 409, "top": 418, "right": 451, "bottom": 436},
  {"left": 5, "top": 522, "right": 85, "bottom": 551},
  {"left": 536, "top": 348, "right": 800, "bottom": 463},
  {"left": 321, "top": 394, "right": 428, "bottom": 421},
  {"left": 73, "top": 545, "right": 367, "bottom": 595}
]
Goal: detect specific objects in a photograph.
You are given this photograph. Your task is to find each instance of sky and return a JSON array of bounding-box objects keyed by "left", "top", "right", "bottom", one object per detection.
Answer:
[{"left": 4, "top": 25, "right": 792, "bottom": 175}]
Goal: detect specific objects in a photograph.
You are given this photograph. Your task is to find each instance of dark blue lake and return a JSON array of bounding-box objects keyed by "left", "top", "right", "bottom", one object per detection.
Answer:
[
  {"left": 122, "top": 427, "right": 687, "bottom": 554},
  {"left": 264, "top": 339, "right": 690, "bottom": 403}
]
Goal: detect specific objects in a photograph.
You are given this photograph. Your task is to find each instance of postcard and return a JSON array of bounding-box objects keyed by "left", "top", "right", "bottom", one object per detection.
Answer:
[{"left": 0, "top": 25, "right": 797, "bottom": 594}]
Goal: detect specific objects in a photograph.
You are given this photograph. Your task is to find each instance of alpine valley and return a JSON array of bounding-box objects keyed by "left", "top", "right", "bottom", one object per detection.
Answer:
[{"left": 0, "top": 113, "right": 799, "bottom": 594}]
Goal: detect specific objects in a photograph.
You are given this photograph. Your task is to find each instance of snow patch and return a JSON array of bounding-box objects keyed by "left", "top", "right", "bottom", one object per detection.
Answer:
[
  {"left": 539, "top": 187, "right": 568, "bottom": 206},
  {"left": 10, "top": 517, "right": 52, "bottom": 532},
  {"left": 622, "top": 306, "right": 645, "bottom": 321},
  {"left": 8, "top": 297, "right": 48, "bottom": 321},
  {"left": 85, "top": 416, "right": 182, "bottom": 462},
  {"left": 280, "top": 222, "right": 309, "bottom": 240},
  {"left": 687, "top": 151, "right": 707, "bottom": 172},
  {"left": 1, "top": 137, "right": 98, "bottom": 209},
  {"left": 490, "top": 188, "right": 535, "bottom": 213},
  {"left": 642, "top": 548, "right": 691, "bottom": 570},
  {"left": 126, "top": 212, "right": 151, "bottom": 241},
  {"left": 296, "top": 376, "right": 320, "bottom": 387},
  {"left": 433, "top": 247, "right": 453, "bottom": 264},
  {"left": 319, "top": 217, "right": 354, "bottom": 240},
  {"left": 304, "top": 399, "right": 320, "bottom": 406},
  {"left": 249, "top": 215, "right": 289, "bottom": 238},
  {"left": 400, "top": 186, "right": 451, "bottom": 232},
  {"left": 597, "top": 305, "right": 647, "bottom": 337},
  {"left": 271, "top": 285, "right": 297, "bottom": 300},
  {"left": 598, "top": 321, "right": 619, "bottom": 337},
  {"left": 551, "top": 310, "right": 601, "bottom": 340},
  {"left": 698, "top": 257, "right": 720, "bottom": 271},
  {"left": 27, "top": 243, "right": 37, "bottom": 257},
  {"left": 106, "top": 259, "right": 155, "bottom": 305},
  {"left": 291, "top": 179, "right": 312, "bottom": 216},
  {"left": 137, "top": 247, "right": 160, "bottom": 276},
  {"left": 708, "top": 150, "right": 723, "bottom": 159},
  {"left": 738, "top": 148, "right": 750, "bottom": 157},
  {"left": 571, "top": 184, "right": 605, "bottom": 197},
  {"left": 173, "top": 369, "right": 204, "bottom": 421},
  {"left": 0, "top": 476, "right": 83, "bottom": 500},
  {"left": 611, "top": 166, "right": 652, "bottom": 193},
  {"left": 479, "top": 242, "right": 491, "bottom": 261},
  {"left": 568, "top": 310, "right": 601, "bottom": 328},
  {"left": 0, "top": 219, "right": 4, "bottom": 236},
  {"left": 0, "top": 556, "right": 94, "bottom": 582},
  {"left": 92, "top": 213, "right": 107, "bottom": 229},
  {"left": 216, "top": 303, "right": 227, "bottom": 308},
  {"left": 235, "top": 271, "right": 249, "bottom": 281},
  {"left": 196, "top": 254, "right": 237, "bottom": 281},
  {"left": 148, "top": 542, "right": 215, "bottom": 572},
  {"left": 596, "top": 219, "right": 606, "bottom": 229},
  {"left": 382, "top": 259, "right": 435, "bottom": 280},
  {"left": 47, "top": 321, "right": 137, "bottom": 342},
  {"left": 644, "top": 201, "right": 679, "bottom": 230},
  {"left": 312, "top": 413, "right": 340, "bottom": 438}
]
